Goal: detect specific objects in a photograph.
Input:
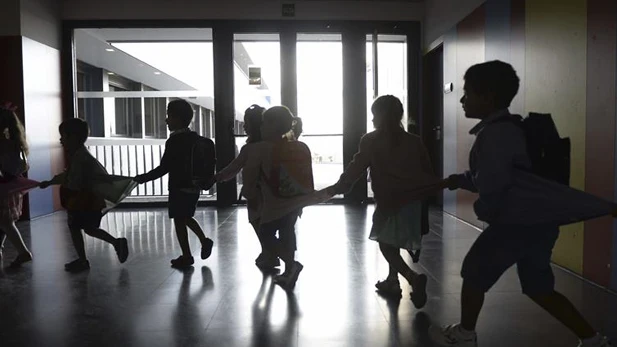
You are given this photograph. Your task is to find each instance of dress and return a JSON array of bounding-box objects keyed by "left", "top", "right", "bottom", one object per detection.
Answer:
[{"left": 370, "top": 201, "right": 423, "bottom": 251}]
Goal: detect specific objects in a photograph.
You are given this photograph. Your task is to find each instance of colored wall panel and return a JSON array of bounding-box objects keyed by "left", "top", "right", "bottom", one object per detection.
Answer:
[
  {"left": 22, "top": 36, "right": 63, "bottom": 218},
  {"left": 443, "top": 28, "right": 458, "bottom": 215},
  {"left": 584, "top": 0, "right": 616, "bottom": 288},
  {"left": 456, "top": 5, "right": 485, "bottom": 228},
  {"left": 525, "top": 0, "right": 587, "bottom": 274}
]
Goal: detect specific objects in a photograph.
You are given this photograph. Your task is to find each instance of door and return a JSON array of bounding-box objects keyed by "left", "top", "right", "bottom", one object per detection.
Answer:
[{"left": 422, "top": 45, "right": 444, "bottom": 205}]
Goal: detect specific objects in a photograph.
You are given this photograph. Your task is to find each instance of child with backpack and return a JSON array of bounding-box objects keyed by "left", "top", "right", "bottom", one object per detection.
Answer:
[
  {"left": 215, "top": 104, "right": 279, "bottom": 268},
  {"left": 241, "top": 106, "right": 314, "bottom": 289},
  {"left": 0, "top": 103, "right": 33, "bottom": 268},
  {"left": 329, "top": 95, "right": 441, "bottom": 308},
  {"left": 39, "top": 118, "right": 129, "bottom": 272},
  {"left": 134, "top": 100, "right": 215, "bottom": 269},
  {"left": 429, "top": 60, "right": 611, "bottom": 347}
]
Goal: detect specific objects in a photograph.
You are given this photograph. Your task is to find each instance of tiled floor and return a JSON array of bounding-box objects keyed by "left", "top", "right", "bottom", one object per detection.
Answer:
[{"left": 1, "top": 205, "right": 615, "bottom": 347}]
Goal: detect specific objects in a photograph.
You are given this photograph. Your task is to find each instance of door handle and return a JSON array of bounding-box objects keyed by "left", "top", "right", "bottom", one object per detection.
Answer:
[{"left": 433, "top": 126, "right": 441, "bottom": 140}]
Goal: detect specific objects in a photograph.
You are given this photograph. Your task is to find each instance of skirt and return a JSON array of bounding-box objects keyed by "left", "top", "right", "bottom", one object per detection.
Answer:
[
  {"left": 0, "top": 192, "right": 23, "bottom": 222},
  {"left": 369, "top": 201, "right": 423, "bottom": 251}
]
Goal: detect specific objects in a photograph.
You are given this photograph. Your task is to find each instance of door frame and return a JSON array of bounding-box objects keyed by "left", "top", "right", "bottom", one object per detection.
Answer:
[{"left": 62, "top": 19, "right": 421, "bottom": 206}]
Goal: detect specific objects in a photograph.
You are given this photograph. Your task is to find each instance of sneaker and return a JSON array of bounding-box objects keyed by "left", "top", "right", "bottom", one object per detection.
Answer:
[
  {"left": 9, "top": 252, "right": 32, "bottom": 268},
  {"left": 114, "top": 238, "right": 129, "bottom": 263},
  {"left": 171, "top": 255, "right": 194, "bottom": 269},
  {"left": 274, "top": 261, "right": 303, "bottom": 290},
  {"left": 410, "top": 274, "right": 428, "bottom": 309},
  {"left": 579, "top": 335, "right": 612, "bottom": 347},
  {"left": 429, "top": 324, "right": 478, "bottom": 347},
  {"left": 375, "top": 279, "right": 402, "bottom": 298},
  {"left": 64, "top": 259, "right": 90, "bottom": 273},
  {"left": 201, "top": 238, "right": 214, "bottom": 260}
]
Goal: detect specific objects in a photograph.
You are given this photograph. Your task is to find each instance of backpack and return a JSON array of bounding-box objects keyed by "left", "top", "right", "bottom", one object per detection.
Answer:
[
  {"left": 189, "top": 136, "right": 216, "bottom": 191},
  {"left": 266, "top": 140, "right": 314, "bottom": 198},
  {"left": 501, "top": 113, "right": 571, "bottom": 185}
]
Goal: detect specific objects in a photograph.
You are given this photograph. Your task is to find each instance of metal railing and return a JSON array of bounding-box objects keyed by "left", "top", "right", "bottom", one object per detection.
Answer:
[{"left": 85, "top": 137, "right": 216, "bottom": 201}]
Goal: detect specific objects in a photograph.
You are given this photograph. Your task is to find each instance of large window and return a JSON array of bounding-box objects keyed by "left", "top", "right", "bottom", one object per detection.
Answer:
[{"left": 73, "top": 28, "right": 216, "bottom": 201}]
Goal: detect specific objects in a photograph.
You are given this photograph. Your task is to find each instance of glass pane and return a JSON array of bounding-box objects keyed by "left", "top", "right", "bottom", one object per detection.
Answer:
[
  {"left": 234, "top": 136, "right": 248, "bottom": 201},
  {"left": 233, "top": 34, "right": 281, "bottom": 196},
  {"left": 377, "top": 35, "right": 408, "bottom": 131},
  {"left": 297, "top": 34, "right": 343, "bottom": 135},
  {"left": 300, "top": 135, "right": 344, "bottom": 192},
  {"left": 233, "top": 34, "right": 281, "bottom": 136},
  {"left": 74, "top": 28, "right": 216, "bottom": 201}
]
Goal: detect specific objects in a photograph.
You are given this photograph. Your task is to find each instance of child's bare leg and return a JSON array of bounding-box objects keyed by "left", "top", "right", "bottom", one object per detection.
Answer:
[
  {"left": 70, "top": 227, "right": 87, "bottom": 260},
  {"left": 186, "top": 217, "right": 208, "bottom": 244},
  {"left": 174, "top": 218, "right": 192, "bottom": 257},
  {"left": 0, "top": 220, "right": 29, "bottom": 256},
  {"left": 84, "top": 228, "right": 117, "bottom": 244}
]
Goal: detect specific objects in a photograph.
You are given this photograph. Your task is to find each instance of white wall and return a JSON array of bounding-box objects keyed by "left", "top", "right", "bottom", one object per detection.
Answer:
[
  {"left": 423, "top": 0, "right": 485, "bottom": 48},
  {"left": 21, "top": 0, "right": 61, "bottom": 49},
  {"left": 62, "top": 0, "right": 424, "bottom": 21}
]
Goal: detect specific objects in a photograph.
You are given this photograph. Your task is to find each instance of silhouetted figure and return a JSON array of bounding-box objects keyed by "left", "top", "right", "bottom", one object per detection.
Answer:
[
  {"left": 0, "top": 103, "right": 32, "bottom": 267},
  {"left": 40, "top": 118, "right": 129, "bottom": 272},
  {"left": 330, "top": 95, "right": 438, "bottom": 308},
  {"left": 134, "top": 100, "right": 215, "bottom": 269},
  {"left": 216, "top": 105, "right": 277, "bottom": 268},
  {"left": 429, "top": 60, "right": 612, "bottom": 347}
]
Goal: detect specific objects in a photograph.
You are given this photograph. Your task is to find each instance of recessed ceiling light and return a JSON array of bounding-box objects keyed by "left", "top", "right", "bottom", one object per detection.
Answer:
[
  {"left": 154, "top": 71, "right": 161, "bottom": 75},
  {"left": 107, "top": 72, "right": 115, "bottom": 75},
  {"left": 105, "top": 48, "right": 115, "bottom": 52}
]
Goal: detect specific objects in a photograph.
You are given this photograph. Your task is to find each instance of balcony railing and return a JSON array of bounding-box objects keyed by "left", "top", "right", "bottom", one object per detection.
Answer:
[{"left": 85, "top": 137, "right": 216, "bottom": 202}]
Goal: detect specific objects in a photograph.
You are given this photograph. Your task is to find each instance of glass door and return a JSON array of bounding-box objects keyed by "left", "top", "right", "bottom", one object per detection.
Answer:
[
  {"left": 232, "top": 33, "right": 282, "bottom": 198},
  {"left": 296, "top": 33, "right": 344, "bottom": 193}
]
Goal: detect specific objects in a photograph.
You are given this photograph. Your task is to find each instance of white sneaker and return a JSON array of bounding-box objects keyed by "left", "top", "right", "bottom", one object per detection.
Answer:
[
  {"left": 578, "top": 335, "right": 612, "bottom": 347},
  {"left": 429, "top": 324, "right": 478, "bottom": 347}
]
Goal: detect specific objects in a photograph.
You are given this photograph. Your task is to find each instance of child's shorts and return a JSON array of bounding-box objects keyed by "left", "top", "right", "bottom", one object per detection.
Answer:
[
  {"left": 168, "top": 190, "right": 200, "bottom": 219},
  {"left": 67, "top": 211, "right": 103, "bottom": 231},
  {"left": 461, "top": 224, "right": 560, "bottom": 296}
]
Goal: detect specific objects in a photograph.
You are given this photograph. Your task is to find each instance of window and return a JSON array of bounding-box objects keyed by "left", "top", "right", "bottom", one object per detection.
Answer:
[{"left": 109, "top": 75, "right": 142, "bottom": 138}]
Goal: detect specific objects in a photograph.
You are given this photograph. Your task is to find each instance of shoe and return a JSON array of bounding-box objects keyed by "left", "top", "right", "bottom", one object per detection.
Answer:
[
  {"left": 201, "top": 238, "right": 214, "bottom": 260},
  {"left": 9, "top": 252, "right": 32, "bottom": 268},
  {"left": 114, "top": 238, "right": 129, "bottom": 263},
  {"left": 375, "top": 279, "right": 402, "bottom": 298},
  {"left": 274, "top": 261, "right": 303, "bottom": 290},
  {"left": 171, "top": 255, "right": 194, "bottom": 269},
  {"left": 429, "top": 324, "right": 478, "bottom": 347},
  {"left": 579, "top": 335, "right": 612, "bottom": 347},
  {"left": 256, "top": 254, "right": 280, "bottom": 269},
  {"left": 64, "top": 259, "right": 90, "bottom": 273},
  {"left": 410, "top": 274, "right": 428, "bottom": 309}
]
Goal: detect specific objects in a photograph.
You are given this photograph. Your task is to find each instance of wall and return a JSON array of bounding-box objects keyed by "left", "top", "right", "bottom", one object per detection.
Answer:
[
  {"left": 430, "top": 0, "right": 617, "bottom": 290},
  {"left": 0, "top": 0, "right": 63, "bottom": 218},
  {"left": 62, "top": 0, "right": 424, "bottom": 21},
  {"left": 424, "top": 0, "right": 486, "bottom": 49}
]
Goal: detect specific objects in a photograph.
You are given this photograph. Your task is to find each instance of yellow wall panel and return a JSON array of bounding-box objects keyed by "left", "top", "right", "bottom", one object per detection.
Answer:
[{"left": 525, "top": 0, "right": 587, "bottom": 274}]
